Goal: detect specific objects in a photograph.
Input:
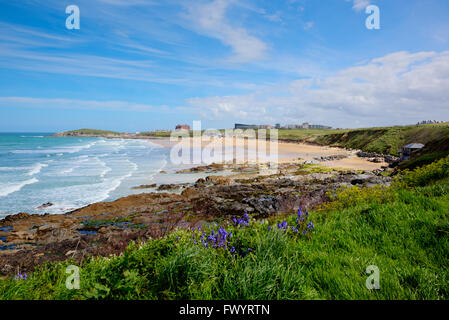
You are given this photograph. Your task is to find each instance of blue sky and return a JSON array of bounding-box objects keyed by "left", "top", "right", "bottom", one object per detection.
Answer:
[{"left": 0, "top": 0, "right": 449, "bottom": 132}]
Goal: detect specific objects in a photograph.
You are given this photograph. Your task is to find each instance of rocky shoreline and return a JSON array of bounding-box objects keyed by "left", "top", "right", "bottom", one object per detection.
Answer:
[{"left": 0, "top": 160, "right": 392, "bottom": 276}]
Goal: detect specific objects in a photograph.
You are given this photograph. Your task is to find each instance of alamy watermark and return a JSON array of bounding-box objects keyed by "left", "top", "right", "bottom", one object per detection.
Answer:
[
  {"left": 65, "top": 265, "right": 80, "bottom": 290},
  {"left": 66, "top": 5, "right": 80, "bottom": 30},
  {"left": 365, "top": 265, "right": 380, "bottom": 290},
  {"left": 365, "top": 5, "right": 380, "bottom": 30},
  {"left": 169, "top": 121, "right": 279, "bottom": 172}
]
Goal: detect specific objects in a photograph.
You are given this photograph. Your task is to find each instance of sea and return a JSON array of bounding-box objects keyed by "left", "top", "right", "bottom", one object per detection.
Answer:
[{"left": 0, "top": 133, "right": 174, "bottom": 218}]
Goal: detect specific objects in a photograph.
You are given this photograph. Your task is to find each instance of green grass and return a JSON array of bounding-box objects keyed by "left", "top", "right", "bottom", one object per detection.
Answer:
[
  {"left": 1, "top": 157, "right": 449, "bottom": 300},
  {"left": 275, "top": 122, "right": 449, "bottom": 157},
  {"left": 61, "top": 129, "right": 121, "bottom": 136}
]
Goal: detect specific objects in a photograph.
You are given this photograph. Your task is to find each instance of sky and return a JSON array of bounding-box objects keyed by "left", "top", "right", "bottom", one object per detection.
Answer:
[{"left": 0, "top": 0, "right": 449, "bottom": 132}]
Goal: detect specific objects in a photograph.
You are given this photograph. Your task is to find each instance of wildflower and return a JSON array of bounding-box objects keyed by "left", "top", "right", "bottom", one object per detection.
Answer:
[
  {"left": 232, "top": 212, "right": 250, "bottom": 227},
  {"left": 15, "top": 271, "right": 27, "bottom": 281},
  {"left": 230, "top": 247, "right": 235, "bottom": 253},
  {"left": 297, "top": 207, "right": 307, "bottom": 223},
  {"left": 307, "top": 221, "right": 315, "bottom": 230},
  {"left": 278, "top": 221, "right": 288, "bottom": 230}
]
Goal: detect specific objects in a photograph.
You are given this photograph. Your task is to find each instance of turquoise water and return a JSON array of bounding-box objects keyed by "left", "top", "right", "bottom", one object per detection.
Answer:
[{"left": 0, "top": 133, "right": 168, "bottom": 217}]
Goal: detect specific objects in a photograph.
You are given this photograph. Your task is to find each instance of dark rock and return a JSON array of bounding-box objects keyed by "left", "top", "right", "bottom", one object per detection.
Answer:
[{"left": 37, "top": 202, "right": 54, "bottom": 210}]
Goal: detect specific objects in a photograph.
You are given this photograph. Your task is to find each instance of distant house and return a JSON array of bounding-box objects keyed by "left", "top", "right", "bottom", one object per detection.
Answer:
[
  {"left": 235, "top": 123, "right": 259, "bottom": 130},
  {"left": 302, "top": 122, "right": 312, "bottom": 129},
  {"left": 175, "top": 124, "right": 191, "bottom": 131},
  {"left": 308, "top": 124, "right": 332, "bottom": 130},
  {"left": 399, "top": 143, "right": 425, "bottom": 161},
  {"left": 283, "top": 123, "right": 332, "bottom": 130}
]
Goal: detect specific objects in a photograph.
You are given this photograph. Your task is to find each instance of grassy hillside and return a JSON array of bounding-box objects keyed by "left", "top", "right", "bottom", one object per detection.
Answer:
[
  {"left": 277, "top": 123, "right": 449, "bottom": 157},
  {"left": 137, "top": 130, "right": 173, "bottom": 138},
  {"left": 57, "top": 129, "right": 121, "bottom": 136},
  {"left": 1, "top": 156, "right": 448, "bottom": 300}
]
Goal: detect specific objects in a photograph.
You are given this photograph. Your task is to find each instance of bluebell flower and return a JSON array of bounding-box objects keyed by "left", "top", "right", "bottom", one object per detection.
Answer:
[
  {"left": 15, "top": 271, "right": 28, "bottom": 281},
  {"left": 278, "top": 221, "right": 288, "bottom": 230}
]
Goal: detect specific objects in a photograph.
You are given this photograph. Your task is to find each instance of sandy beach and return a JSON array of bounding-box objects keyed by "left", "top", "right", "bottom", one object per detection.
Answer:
[{"left": 148, "top": 136, "right": 388, "bottom": 171}]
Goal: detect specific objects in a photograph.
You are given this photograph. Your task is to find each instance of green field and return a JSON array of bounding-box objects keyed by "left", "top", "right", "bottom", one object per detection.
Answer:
[
  {"left": 276, "top": 122, "right": 449, "bottom": 156},
  {"left": 60, "top": 129, "right": 121, "bottom": 136},
  {"left": 1, "top": 155, "right": 448, "bottom": 300}
]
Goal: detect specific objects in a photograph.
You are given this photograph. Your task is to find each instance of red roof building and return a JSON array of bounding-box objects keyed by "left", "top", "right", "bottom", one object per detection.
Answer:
[{"left": 175, "top": 124, "right": 191, "bottom": 131}]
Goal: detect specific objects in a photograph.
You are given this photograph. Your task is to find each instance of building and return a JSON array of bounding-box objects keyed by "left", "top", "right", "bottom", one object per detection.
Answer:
[
  {"left": 175, "top": 124, "right": 191, "bottom": 131},
  {"left": 417, "top": 120, "right": 443, "bottom": 125},
  {"left": 282, "top": 123, "right": 332, "bottom": 130},
  {"left": 301, "top": 122, "right": 312, "bottom": 129},
  {"left": 275, "top": 123, "right": 281, "bottom": 129},
  {"left": 308, "top": 124, "right": 332, "bottom": 130},
  {"left": 399, "top": 143, "right": 425, "bottom": 161},
  {"left": 234, "top": 123, "right": 259, "bottom": 130}
]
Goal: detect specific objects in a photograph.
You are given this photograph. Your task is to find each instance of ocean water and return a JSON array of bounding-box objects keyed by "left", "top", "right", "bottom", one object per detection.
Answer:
[{"left": 0, "top": 133, "right": 169, "bottom": 217}]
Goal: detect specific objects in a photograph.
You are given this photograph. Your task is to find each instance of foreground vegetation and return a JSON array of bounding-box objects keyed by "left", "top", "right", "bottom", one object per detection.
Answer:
[{"left": 1, "top": 155, "right": 448, "bottom": 300}]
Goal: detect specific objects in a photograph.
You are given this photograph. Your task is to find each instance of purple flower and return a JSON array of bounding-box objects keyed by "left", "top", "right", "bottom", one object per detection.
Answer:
[
  {"left": 297, "top": 207, "right": 307, "bottom": 223},
  {"left": 232, "top": 212, "right": 250, "bottom": 227},
  {"left": 15, "top": 272, "right": 27, "bottom": 281},
  {"left": 278, "top": 221, "right": 288, "bottom": 230}
]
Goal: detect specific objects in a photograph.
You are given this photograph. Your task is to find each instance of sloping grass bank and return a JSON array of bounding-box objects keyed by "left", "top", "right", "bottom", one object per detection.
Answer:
[
  {"left": 1, "top": 157, "right": 448, "bottom": 300},
  {"left": 277, "top": 122, "right": 449, "bottom": 158}
]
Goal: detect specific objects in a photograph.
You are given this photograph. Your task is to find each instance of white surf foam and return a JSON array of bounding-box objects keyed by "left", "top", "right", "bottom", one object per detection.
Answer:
[
  {"left": 0, "top": 166, "right": 26, "bottom": 172},
  {"left": 27, "top": 163, "right": 48, "bottom": 176},
  {"left": 0, "top": 178, "right": 39, "bottom": 198}
]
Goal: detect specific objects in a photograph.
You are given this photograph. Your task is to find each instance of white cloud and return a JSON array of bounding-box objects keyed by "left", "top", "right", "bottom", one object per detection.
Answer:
[
  {"left": 304, "top": 21, "right": 314, "bottom": 30},
  {"left": 0, "top": 97, "right": 165, "bottom": 112},
  {"left": 183, "top": 0, "right": 268, "bottom": 62},
  {"left": 186, "top": 51, "right": 449, "bottom": 128},
  {"left": 348, "top": 0, "right": 371, "bottom": 12},
  {"left": 97, "top": 0, "right": 155, "bottom": 6}
]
